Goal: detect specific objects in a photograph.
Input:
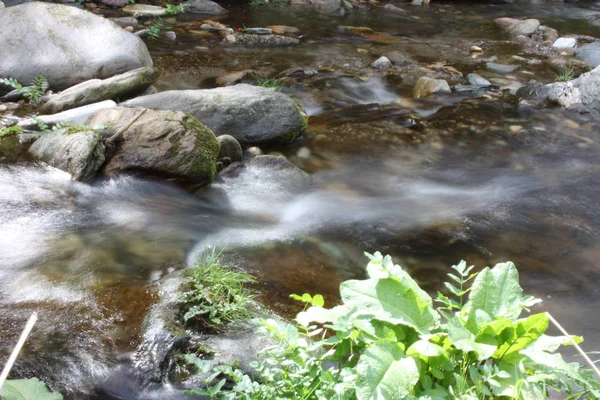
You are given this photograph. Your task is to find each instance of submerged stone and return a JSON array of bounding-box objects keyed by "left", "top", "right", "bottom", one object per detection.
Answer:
[{"left": 413, "top": 77, "right": 451, "bottom": 98}]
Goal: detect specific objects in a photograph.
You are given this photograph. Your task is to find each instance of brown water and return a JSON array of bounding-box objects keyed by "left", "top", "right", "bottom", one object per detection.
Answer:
[{"left": 2, "top": 0, "right": 600, "bottom": 398}]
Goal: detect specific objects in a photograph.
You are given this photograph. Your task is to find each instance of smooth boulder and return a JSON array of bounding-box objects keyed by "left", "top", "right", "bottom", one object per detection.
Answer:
[
  {"left": 0, "top": 3, "right": 153, "bottom": 90},
  {"left": 576, "top": 42, "right": 600, "bottom": 68},
  {"left": 217, "top": 135, "right": 243, "bottom": 162},
  {"left": 492, "top": 17, "right": 540, "bottom": 36},
  {"left": 121, "top": 84, "right": 308, "bottom": 145},
  {"left": 86, "top": 107, "right": 219, "bottom": 183},
  {"left": 413, "top": 77, "right": 451, "bottom": 98},
  {"left": 41, "top": 67, "right": 159, "bottom": 114},
  {"left": 28, "top": 129, "right": 106, "bottom": 181},
  {"left": 182, "top": 0, "right": 227, "bottom": 14},
  {"left": 18, "top": 101, "right": 117, "bottom": 130}
]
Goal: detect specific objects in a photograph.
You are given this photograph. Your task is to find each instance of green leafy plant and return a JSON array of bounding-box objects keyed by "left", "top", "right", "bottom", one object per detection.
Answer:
[
  {"left": 179, "top": 250, "right": 256, "bottom": 329},
  {"left": 555, "top": 66, "right": 576, "bottom": 82},
  {"left": 0, "top": 378, "right": 63, "bottom": 400},
  {"left": 251, "top": 74, "right": 283, "bottom": 90},
  {"left": 0, "top": 125, "right": 23, "bottom": 138},
  {"left": 185, "top": 252, "right": 600, "bottom": 399},
  {"left": 165, "top": 3, "right": 189, "bottom": 14},
  {"left": 0, "top": 76, "right": 48, "bottom": 104},
  {"left": 147, "top": 17, "right": 165, "bottom": 40}
]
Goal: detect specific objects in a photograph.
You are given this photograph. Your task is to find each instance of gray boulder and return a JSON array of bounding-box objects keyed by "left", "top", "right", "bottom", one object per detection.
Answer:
[
  {"left": 41, "top": 67, "right": 159, "bottom": 114},
  {"left": 217, "top": 134, "right": 243, "bottom": 162},
  {"left": 122, "top": 4, "right": 167, "bottom": 16},
  {"left": 183, "top": 0, "right": 227, "bottom": 14},
  {"left": 18, "top": 101, "right": 117, "bottom": 130},
  {"left": 86, "top": 107, "right": 219, "bottom": 183},
  {"left": 0, "top": 3, "right": 152, "bottom": 90},
  {"left": 413, "top": 77, "right": 451, "bottom": 98},
  {"left": 576, "top": 42, "right": 600, "bottom": 68},
  {"left": 121, "top": 84, "right": 308, "bottom": 145},
  {"left": 492, "top": 17, "right": 540, "bottom": 36},
  {"left": 28, "top": 129, "right": 106, "bottom": 181},
  {"left": 545, "top": 67, "right": 600, "bottom": 110}
]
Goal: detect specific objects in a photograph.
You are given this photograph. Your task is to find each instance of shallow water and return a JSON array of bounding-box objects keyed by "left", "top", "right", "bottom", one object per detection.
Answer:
[{"left": 3, "top": 0, "right": 600, "bottom": 397}]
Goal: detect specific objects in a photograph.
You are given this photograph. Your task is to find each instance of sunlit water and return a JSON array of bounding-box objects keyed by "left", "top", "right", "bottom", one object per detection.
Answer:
[{"left": 2, "top": 0, "right": 600, "bottom": 398}]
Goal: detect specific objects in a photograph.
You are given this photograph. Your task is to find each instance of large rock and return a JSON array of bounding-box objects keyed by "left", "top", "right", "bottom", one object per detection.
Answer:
[
  {"left": 492, "top": 17, "right": 540, "bottom": 36},
  {"left": 0, "top": 3, "right": 152, "bottom": 90},
  {"left": 545, "top": 67, "right": 600, "bottom": 110},
  {"left": 86, "top": 107, "right": 219, "bottom": 183},
  {"left": 413, "top": 77, "right": 451, "bottom": 98},
  {"left": 28, "top": 129, "right": 106, "bottom": 181},
  {"left": 121, "top": 85, "right": 308, "bottom": 145},
  {"left": 182, "top": 0, "right": 227, "bottom": 14},
  {"left": 576, "top": 42, "right": 600, "bottom": 68},
  {"left": 18, "top": 101, "right": 117, "bottom": 130},
  {"left": 41, "top": 67, "right": 159, "bottom": 114}
]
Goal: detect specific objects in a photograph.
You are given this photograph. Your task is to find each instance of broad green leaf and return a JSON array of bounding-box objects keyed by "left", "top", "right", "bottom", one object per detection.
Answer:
[
  {"left": 0, "top": 378, "right": 63, "bottom": 400},
  {"left": 340, "top": 277, "right": 438, "bottom": 334},
  {"left": 493, "top": 313, "right": 549, "bottom": 363},
  {"left": 407, "top": 340, "right": 447, "bottom": 358},
  {"left": 465, "top": 262, "right": 523, "bottom": 332},
  {"left": 356, "top": 341, "right": 419, "bottom": 400},
  {"left": 447, "top": 317, "right": 497, "bottom": 360},
  {"left": 312, "top": 294, "right": 325, "bottom": 307},
  {"left": 296, "top": 305, "right": 349, "bottom": 327}
]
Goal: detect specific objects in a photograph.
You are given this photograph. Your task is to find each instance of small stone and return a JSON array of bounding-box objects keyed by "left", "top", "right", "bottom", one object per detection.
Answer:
[
  {"left": 195, "top": 46, "right": 210, "bottom": 52},
  {"left": 217, "top": 134, "right": 243, "bottom": 163},
  {"left": 242, "top": 28, "right": 273, "bottom": 35},
  {"left": 383, "top": 3, "right": 406, "bottom": 13},
  {"left": 135, "top": 29, "right": 149, "bottom": 38},
  {"left": 469, "top": 45, "right": 483, "bottom": 53},
  {"left": 486, "top": 62, "right": 519, "bottom": 74},
  {"left": 244, "top": 147, "right": 263, "bottom": 159},
  {"left": 509, "top": 125, "right": 522, "bottom": 133},
  {"left": 265, "top": 25, "right": 300, "bottom": 35},
  {"left": 109, "top": 17, "right": 139, "bottom": 27},
  {"left": 413, "top": 77, "right": 451, "bottom": 98},
  {"left": 182, "top": 0, "right": 228, "bottom": 14},
  {"left": 370, "top": 56, "right": 392, "bottom": 69},
  {"left": 225, "top": 34, "right": 236, "bottom": 43},
  {"left": 466, "top": 73, "right": 491, "bottom": 86},
  {"left": 297, "top": 147, "right": 311, "bottom": 159},
  {"left": 553, "top": 37, "right": 577, "bottom": 49},
  {"left": 492, "top": 17, "right": 540, "bottom": 36},
  {"left": 0, "top": 1, "right": 5, "bottom": 9},
  {"left": 0, "top": 105, "right": 7, "bottom": 112},
  {"left": 122, "top": 4, "right": 167, "bottom": 16},
  {"left": 124, "top": 26, "right": 134, "bottom": 33},
  {"left": 164, "top": 31, "right": 177, "bottom": 41}
]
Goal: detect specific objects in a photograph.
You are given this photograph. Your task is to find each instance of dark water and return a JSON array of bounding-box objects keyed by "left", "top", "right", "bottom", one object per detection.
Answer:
[{"left": 2, "top": 0, "right": 600, "bottom": 398}]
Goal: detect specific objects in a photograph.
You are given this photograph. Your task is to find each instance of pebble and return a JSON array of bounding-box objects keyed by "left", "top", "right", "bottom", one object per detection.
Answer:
[
  {"left": 164, "top": 31, "right": 177, "bottom": 41},
  {"left": 0, "top": 105, "right": 7, "bottom": 112},
  {"left": 466, "top": 73, "right": 491, "bottom": 86},
  {"left": 225, "top": 34, "right": 236, "bottom": 43},
  {"left": 370, "top": 56, "right": 392, "bottom": 69},
  {"left": 124, "top": 26, "right": 134, "bottom": 33},
  {"left": 509, "top": 125, "right": 522, "bottom": 133},
  {"left": 469, "top": 45, "right": 483, "bottom": 53},
  {"left": 297, "top": 147, "right": 311, "bottom": 159},
  {"left": 553, "top": 37, "right": 577, "bottom": 49}
]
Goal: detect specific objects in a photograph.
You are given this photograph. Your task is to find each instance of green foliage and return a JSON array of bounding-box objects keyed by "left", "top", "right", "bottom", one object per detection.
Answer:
[
  {"left": 249, "top": 0, "right": 287, "bottom": 7},
  {"left": 185, "top": 252, "right": 600, "bottom": 400},
  {"left": 165, "top": 3, "right": 189, "bottom": 14},
  {"left": 0, "top": 76, "right": 48, "bottom": 104},
  {"left": 555, "top": 67, "right": 576, "bottom": 82},
  {"left": 0, "top": 125, "right": 23, "bottom": 138},
  {"left": 0, "top": 378, "right": 63, "bottom": 400},
  {"left": 179, "top": 250, "right": 256, "bottom": 329},
  {"left": 252, "top": 74, "right": 283, "bottom": 90},
  {"left": 147, "top": 17, "right": 164, "bottom": 40}
]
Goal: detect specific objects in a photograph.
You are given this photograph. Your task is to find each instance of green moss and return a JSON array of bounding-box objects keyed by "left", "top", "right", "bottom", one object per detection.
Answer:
[
  {"left": 0, "top": 125, "right": 23, "bottom": 138},
  {"left": 66, "top": 125, "right": 91, "bottom": 135},
  {"left": 179, "top": 113, "right": 219, "bottom": 183},
  {"left": 276, "top": 101, "right": 308, "bottom": 144}
]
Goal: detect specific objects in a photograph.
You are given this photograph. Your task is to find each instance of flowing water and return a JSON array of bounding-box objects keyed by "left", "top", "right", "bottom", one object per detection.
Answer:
[{"left": 3, "top": 0, "right": 600, "bottom": 398}]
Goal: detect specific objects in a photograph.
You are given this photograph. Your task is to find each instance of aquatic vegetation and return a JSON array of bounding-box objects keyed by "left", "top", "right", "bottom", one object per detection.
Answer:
[
  {"left": 186, "top": 252, "right": 600, "bottom": 399},
  {"left": 252, "top": 74, "right": 283, "bottom": 90},
  {"left": 147, "top": 17, "right": 164, "bottom": 40},
  {"left": 0, "top": 125, "right": 23, "bottom": 138},
  {"left": 555, "top": 66, "right": 576, "bottom": 82},
  {"left": 165, "top": 3, "right": 189, "bottom": 14},
  {"left": 0, "top": 75, "right": 48, "bottom": 104},
  {"left": 179, "top": 250, "right": 256, "bottom": 330}
]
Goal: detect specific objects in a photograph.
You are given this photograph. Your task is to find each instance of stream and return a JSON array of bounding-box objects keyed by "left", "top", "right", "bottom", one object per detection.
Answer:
[{"left": 2, "top": 0, "right": 600, "bottom": 398}]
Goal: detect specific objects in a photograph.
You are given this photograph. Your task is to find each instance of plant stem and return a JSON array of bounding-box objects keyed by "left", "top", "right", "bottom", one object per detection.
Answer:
[
  {"left": 0, "top": 312, "right": 38, "bottom": 391},
  {"left": 546, "top": 312, "right": 600, "bottom": 379}
]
